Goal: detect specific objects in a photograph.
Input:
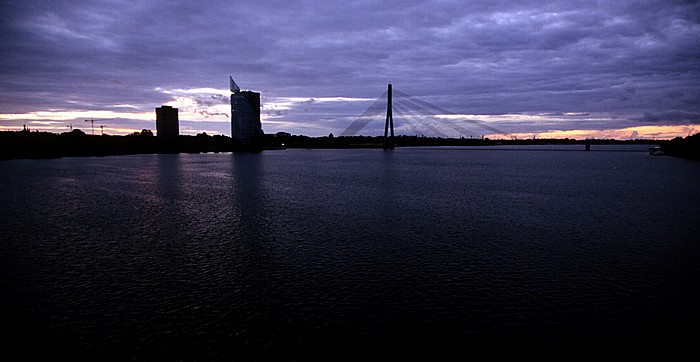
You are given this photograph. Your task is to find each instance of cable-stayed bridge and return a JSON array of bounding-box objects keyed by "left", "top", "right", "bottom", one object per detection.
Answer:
[{"left": 341, "top": 84, "right": 507, "bottom": 148}]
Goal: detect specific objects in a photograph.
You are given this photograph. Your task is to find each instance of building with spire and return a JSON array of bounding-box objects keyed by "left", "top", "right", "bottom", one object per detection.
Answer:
[{"left": 230, "top": 75, "right": 262, "bottom": 143}]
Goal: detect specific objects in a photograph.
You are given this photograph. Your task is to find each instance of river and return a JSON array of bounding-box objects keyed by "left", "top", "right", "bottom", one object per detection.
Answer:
[{"left": 1, "top": 146, "right": 698, "bottom": 360}]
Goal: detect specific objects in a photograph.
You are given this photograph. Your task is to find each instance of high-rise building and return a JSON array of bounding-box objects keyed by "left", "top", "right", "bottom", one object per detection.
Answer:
[
  {"left": 230, "top": 76, "right": 262, "bottom": 143},
  {"left": 155, "top": 105, "right": 179, "bottom": 138}
]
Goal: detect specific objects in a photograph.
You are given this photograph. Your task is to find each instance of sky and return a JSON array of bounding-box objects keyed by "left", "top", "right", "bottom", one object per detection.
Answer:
[{"left": 1, "top": 0, "right": 699, "bottom": 139}]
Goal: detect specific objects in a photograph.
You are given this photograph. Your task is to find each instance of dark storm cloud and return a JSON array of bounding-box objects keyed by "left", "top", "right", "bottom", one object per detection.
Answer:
[
  {"left": 635, "top": 110, "right": 700, "bottom": 123},
  {"left": 1, "top": 0, "right": 699, "bottom": 136}
]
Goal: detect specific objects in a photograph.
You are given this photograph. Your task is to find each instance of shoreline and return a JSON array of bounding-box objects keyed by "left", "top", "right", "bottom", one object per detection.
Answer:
[{"left": 2, "top": 130, "right": 697, "bottom": 161}]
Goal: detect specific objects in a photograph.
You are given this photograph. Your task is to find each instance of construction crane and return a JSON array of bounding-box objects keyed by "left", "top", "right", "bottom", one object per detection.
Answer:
[
  {"left": 85, "top": 119, "right": 96, "bottom": 135},
  {"left": 84, "top": 119, "right": 111, "bottom": 135}
]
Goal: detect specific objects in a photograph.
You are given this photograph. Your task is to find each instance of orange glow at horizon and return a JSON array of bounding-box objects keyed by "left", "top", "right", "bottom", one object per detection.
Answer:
[
  {"left": 486, "top": 125, "right": 698, "bottom": 140},
  {"left": 1, "top": 108, "right": 697, "bottom": 139}
]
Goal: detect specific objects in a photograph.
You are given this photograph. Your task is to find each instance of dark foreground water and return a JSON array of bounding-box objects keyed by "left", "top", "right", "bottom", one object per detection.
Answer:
[{"left": 1, "top": 146, "right": 699, "bottom": 360}]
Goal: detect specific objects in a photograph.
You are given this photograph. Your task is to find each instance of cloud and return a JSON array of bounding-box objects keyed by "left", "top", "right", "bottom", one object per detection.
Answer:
[
  {"left": 634, "top": 111, "right": 700, "bottom": 124},
  {"left": 1, "top": 0, "right": 699, "bottom": 138}
]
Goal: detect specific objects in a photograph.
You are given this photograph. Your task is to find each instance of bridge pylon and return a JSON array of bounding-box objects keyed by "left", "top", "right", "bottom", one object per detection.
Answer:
[{"left": 383, "top": 83, "right": 395, "bottom": 149}]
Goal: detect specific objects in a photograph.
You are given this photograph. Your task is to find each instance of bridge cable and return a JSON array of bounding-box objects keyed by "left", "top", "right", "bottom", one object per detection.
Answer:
[
  {"left": 393, "top": 90, "right": 507, "bottom": 135},
  {"left": 395, "top": 96, "right": 477, "bottom": 138},
  {"left": 393, "top": 100, "right": 450, "bottom": 138},
  {"left": 339, "top": 90, "right": 388, "bottom": 136},
  {"left": 392, "top": 101, "right": 435, "bottom": 137}
]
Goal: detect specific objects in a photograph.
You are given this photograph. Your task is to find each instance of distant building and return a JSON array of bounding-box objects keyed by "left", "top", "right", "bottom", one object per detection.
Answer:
[
  {"left": 155, "top": 105, "right": 179, "bottom": 138},
  {"left": 230, "top": 76, "right": 262, "bottom": 143}
]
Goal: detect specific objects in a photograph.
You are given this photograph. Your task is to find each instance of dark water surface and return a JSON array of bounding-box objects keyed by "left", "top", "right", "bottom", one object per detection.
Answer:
[{"left": 1, "top": 146, "right": 699, "bottom": 360}]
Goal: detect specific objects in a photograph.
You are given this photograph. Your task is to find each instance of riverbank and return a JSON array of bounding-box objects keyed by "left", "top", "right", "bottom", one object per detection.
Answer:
[
  {"left": 2, "top": 129, "right": 696, "bottom": 160},
  {"left": 660, "top": 133, "right": 700, "bottom": 161}
]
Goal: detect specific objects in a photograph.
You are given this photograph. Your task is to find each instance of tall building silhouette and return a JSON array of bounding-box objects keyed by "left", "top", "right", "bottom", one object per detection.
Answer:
[
  {"left": 155, "top": 105, "right": 179, "bottom": 138},
  {"left": 230, "top": 76, "right": 262, "bottom": 143}
]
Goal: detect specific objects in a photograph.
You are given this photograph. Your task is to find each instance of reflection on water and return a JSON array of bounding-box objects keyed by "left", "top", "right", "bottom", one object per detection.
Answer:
[{"left": 1, "top": 147, "right": 699, "bottom": 359}]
